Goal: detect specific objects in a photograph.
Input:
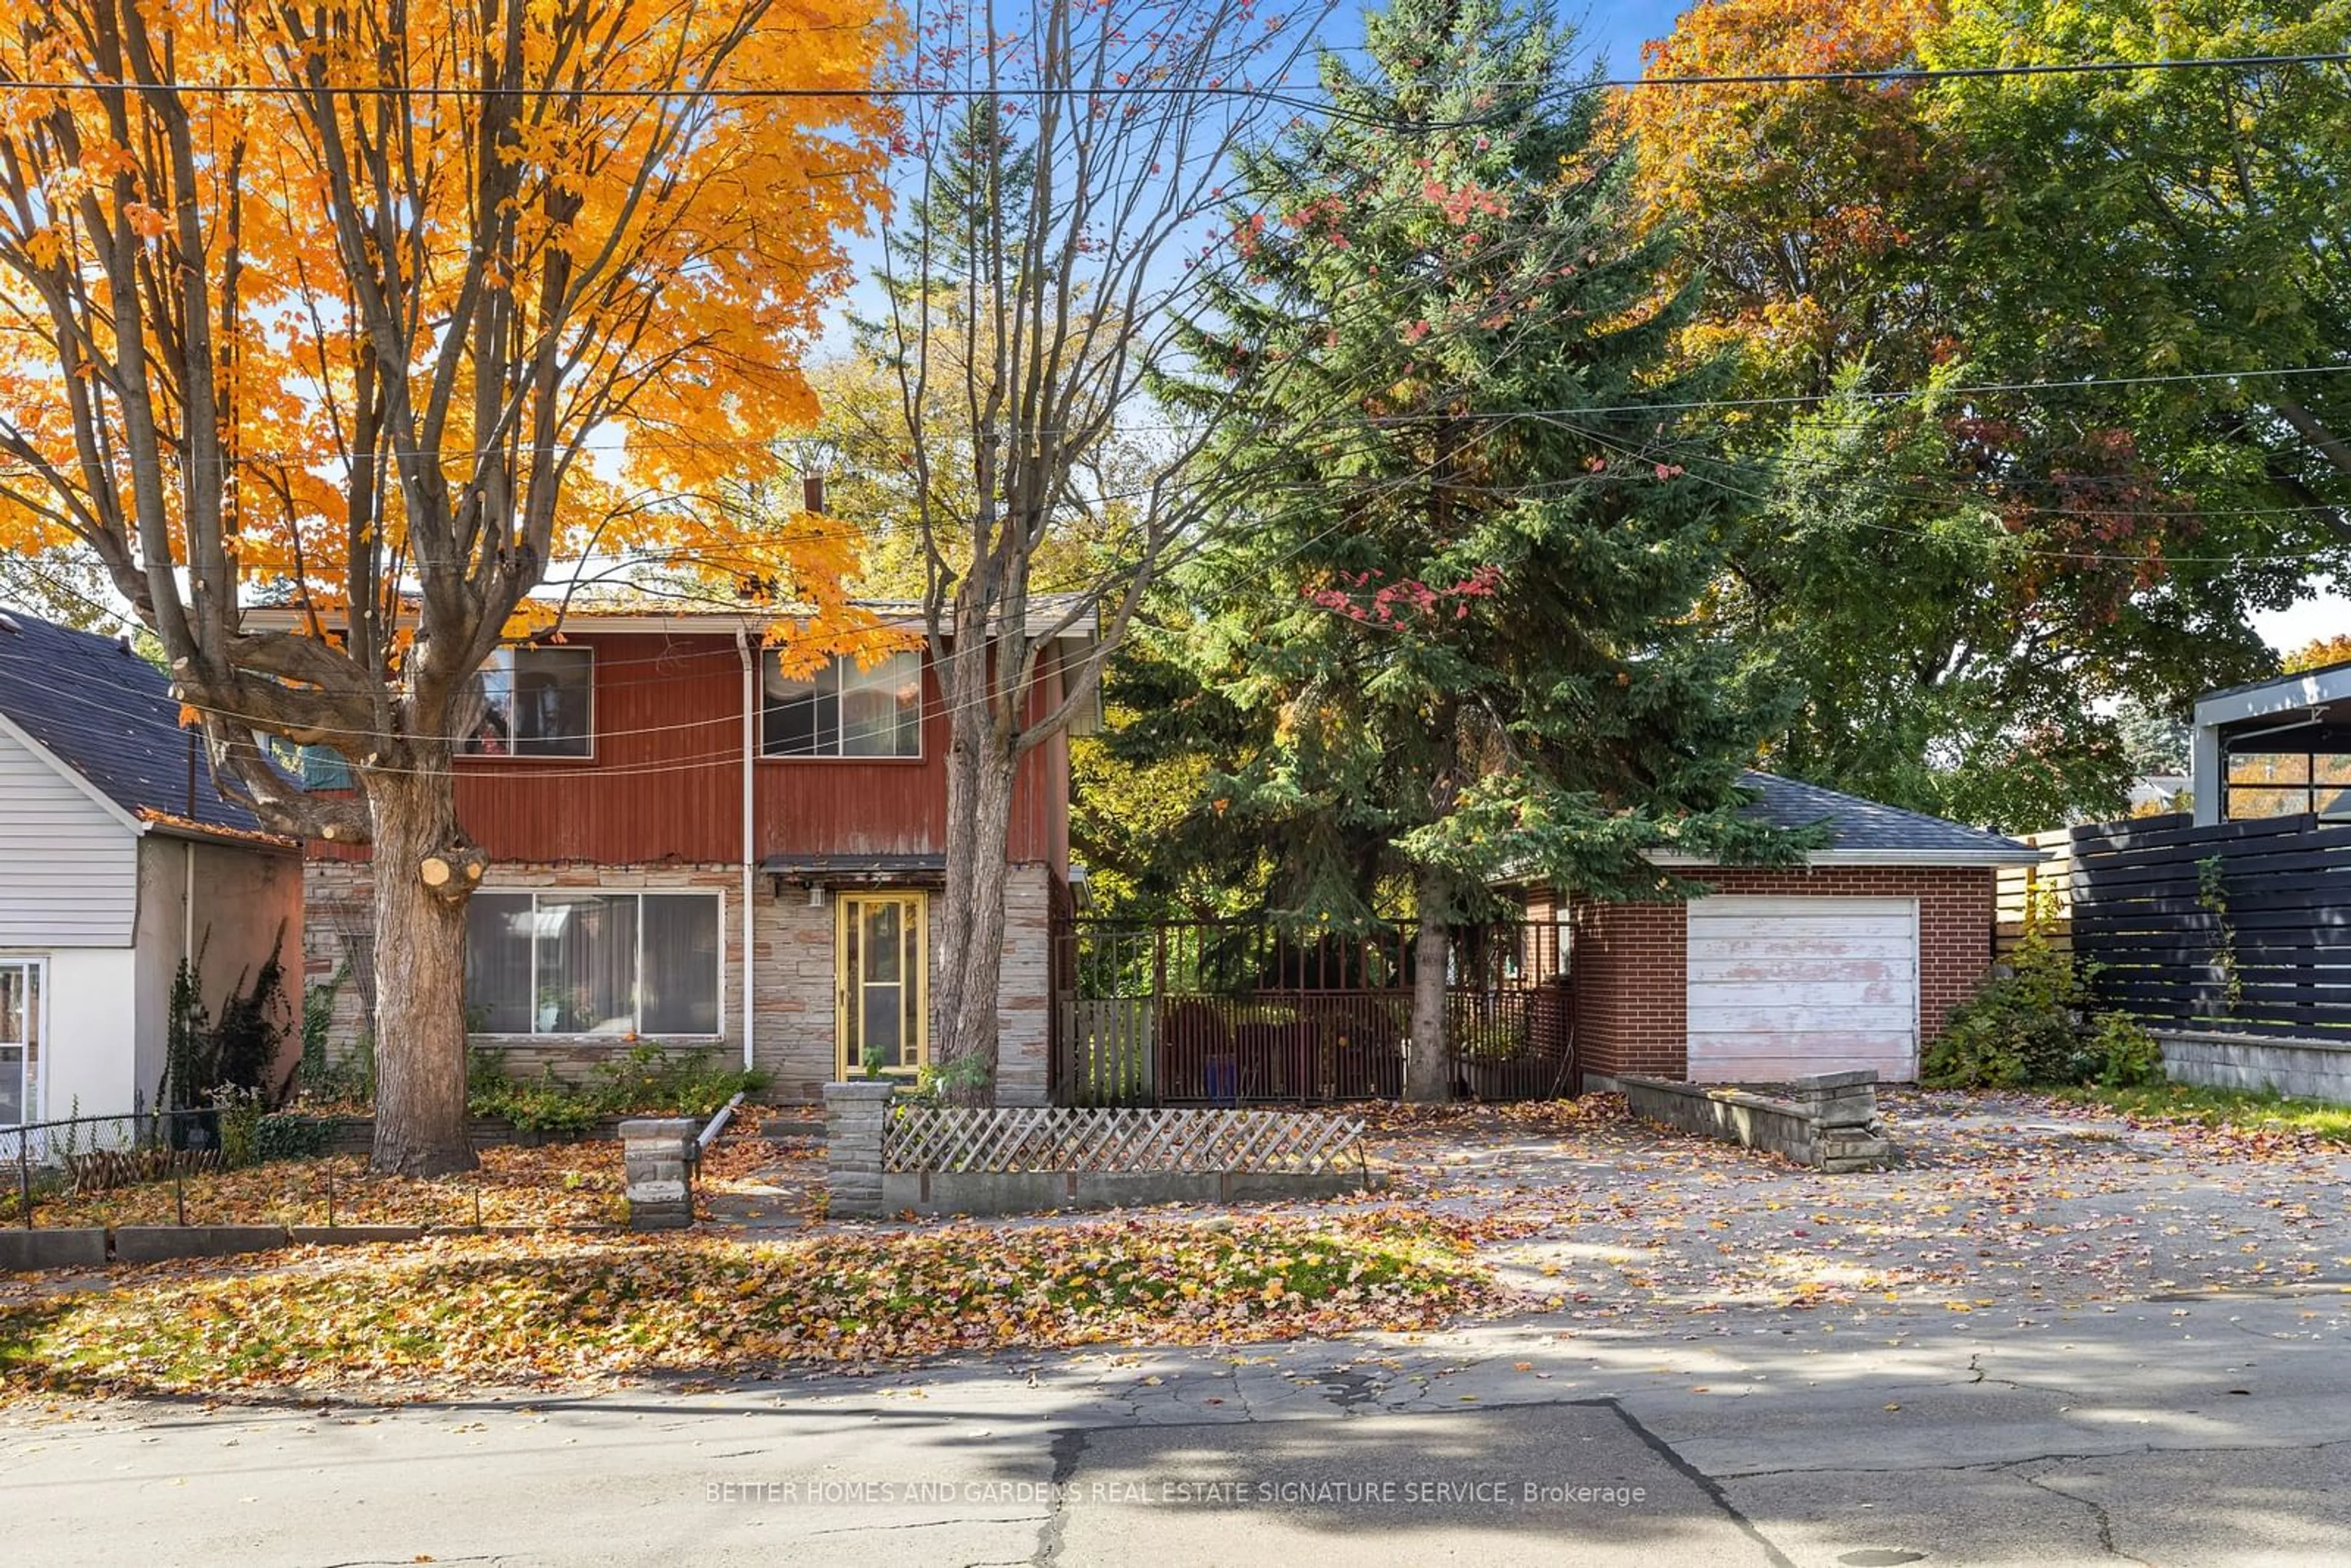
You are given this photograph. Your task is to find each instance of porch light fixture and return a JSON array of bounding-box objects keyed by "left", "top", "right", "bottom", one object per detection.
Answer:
[{"left": 807, "top": 882, "right": 826, "bottom": 909}]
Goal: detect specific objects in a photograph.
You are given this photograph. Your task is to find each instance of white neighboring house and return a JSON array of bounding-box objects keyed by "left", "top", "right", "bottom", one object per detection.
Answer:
[{"left": 0, "top": 610, "right": 303, "bottom": 1130}]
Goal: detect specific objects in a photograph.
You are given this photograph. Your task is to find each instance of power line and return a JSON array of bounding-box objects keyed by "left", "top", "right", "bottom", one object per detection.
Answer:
[
  {"left": 1619, "top": 50, "right": 2351, "bottom": 91},
  {"left": 1547, "top": 415, "right": 2347, "bottom": 568},
  {"left": 1359, "top": 362, "right": 2351, "bottom": 424},
  {"left": 6, "top": 361, "right": 2346, "bottom": 475},
  {"left": 0, "top": 47, "right": 2342, "bottom": 108}
]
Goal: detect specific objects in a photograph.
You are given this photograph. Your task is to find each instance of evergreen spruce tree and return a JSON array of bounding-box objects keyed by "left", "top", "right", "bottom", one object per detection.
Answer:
[{"left": 1155, "top": 0, "right": 1798, "bottom": 1098}]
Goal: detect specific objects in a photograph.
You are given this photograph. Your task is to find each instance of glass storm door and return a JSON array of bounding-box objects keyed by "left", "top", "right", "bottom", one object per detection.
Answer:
[
  {"left": 0, "top": 961, "right": 37, "bottom": 1127},
  {"left": 836, "top": 894, "right": 927, "bottom": 1076}
]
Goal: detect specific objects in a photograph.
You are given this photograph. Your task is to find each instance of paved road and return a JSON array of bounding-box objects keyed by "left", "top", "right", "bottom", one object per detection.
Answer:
[{"left": 7, "top": 1286, "right": 2349, "bottom": 1566}]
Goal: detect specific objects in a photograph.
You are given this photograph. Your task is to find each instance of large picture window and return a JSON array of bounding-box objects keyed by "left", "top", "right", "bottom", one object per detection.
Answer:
[
  {"left": 465, "top": 892, "right": 721, "bottom": 1036},
  {"left": 463, "top": 647, "right": 594, "bottom": 757},
  {"left": 763, "top": 650, "right": 921, "bottom": 758}
]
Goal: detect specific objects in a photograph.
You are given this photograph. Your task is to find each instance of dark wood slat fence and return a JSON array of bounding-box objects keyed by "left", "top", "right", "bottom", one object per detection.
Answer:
[{"left": 1995, "top": 812, "right": 2351, "bottom": 1041}]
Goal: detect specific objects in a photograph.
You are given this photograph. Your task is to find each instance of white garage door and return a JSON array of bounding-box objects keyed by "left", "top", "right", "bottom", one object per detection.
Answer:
[{"left": 1685, "top": 897, "right": 1919, "bottom": 1082}]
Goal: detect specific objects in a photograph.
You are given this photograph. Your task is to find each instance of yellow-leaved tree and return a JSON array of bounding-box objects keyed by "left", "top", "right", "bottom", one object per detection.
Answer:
[{"left": 0, "top": 0, "right": 894, "bottom": 1172}]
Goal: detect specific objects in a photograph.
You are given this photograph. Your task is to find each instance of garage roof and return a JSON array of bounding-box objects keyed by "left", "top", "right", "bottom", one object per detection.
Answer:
[{"left": 1733, "top": 772, "right": 2043, "bottom": 867}]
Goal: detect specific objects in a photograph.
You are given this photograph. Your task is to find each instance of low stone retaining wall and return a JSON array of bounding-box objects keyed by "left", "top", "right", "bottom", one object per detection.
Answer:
[
  {"left": 2157, "top": 1031, "right": 2351, "bottom": 1104},
  {"left": 879, "top": 1169, "right": 1369, "bottom": 1217},
  {"left": 820, "top": 1086, "right": 1376, "bottom": 1218},
  {"left": 1621, "top": 1070, "right": 1893, "bottom": 1172},
  {"left": 320, "top": 1116, "right": 631, "bottom": 1156},
  {"left": 0, "top": 1222, "right": 493, "bottom": 1272}
]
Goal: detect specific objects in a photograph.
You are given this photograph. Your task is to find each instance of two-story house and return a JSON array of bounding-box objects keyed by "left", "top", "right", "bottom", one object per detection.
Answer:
[{"left": 299, "top": 607, "right": 1087, "bottom": 1105}]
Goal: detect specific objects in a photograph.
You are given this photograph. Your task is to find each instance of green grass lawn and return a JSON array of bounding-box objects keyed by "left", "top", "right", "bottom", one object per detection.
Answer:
[{"left": 2060, "top": 1082, "right": 2351, "bottom": 1143}]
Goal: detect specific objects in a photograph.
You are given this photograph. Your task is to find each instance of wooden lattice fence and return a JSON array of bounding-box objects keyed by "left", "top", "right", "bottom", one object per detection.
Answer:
[{"left": 883, "top": 1105, "right": 1365, "bottom": 1174}]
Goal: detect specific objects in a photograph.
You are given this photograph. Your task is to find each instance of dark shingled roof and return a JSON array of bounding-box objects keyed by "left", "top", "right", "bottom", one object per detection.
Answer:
[
  {"left": 1739, "top": 771, "right": 2041, "bottom": 864},
  {"left": 0, "top": 609, "right": 268, "bottom": 837}
]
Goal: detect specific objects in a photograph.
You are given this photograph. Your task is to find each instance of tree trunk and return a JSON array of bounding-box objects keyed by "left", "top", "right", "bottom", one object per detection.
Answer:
[
  {"left": 933, "top": 700, "right": 1018, "bottom": 1108},
  {"left": 364, "top": 760, "right": 486, "bottom": 1174},
  {"left": 1404, "top": 866, "right": 1453, "bottom": 1103}
]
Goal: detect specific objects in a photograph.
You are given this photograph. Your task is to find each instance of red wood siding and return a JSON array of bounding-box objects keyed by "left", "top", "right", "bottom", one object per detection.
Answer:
[{"left": 309, "top": 629, "right": 1068, "bottom": 868}]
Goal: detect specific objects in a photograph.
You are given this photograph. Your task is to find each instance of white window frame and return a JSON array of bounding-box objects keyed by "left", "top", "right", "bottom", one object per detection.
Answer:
[
  {"left": 465, "top": 890, "right": 725, "bottom": 1040},
  {"left": 462, "top": 645, "right": 597, "bottom": 760},
  {"left": 760, "top": 648, "right": 924, "bottom": 760},
  {"left": 0, "top": 956, "right": 42, "bottom": 1129}
]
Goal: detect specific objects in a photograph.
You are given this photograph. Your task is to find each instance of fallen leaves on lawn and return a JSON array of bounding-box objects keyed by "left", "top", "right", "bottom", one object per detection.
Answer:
[
  {"left": 0, "top": 1144, "right": 626, "bottom": 1231},
  {"left": 0, "top": 1214, "right": 1506, "bottom": 1403}
]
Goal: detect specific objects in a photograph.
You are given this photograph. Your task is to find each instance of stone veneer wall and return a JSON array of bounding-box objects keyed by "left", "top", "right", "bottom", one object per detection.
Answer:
[
  {"left": 304, "top": 858, "right": 1056, "bottom": 1106},
  {"left": 2157, "top": 1031, "right": 2351, "bottom": 1105}
]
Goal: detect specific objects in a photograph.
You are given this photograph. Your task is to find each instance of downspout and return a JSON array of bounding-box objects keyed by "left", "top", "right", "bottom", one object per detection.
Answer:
[{"left": 735, "top": 628, "right": 758, "bottom": 1073}]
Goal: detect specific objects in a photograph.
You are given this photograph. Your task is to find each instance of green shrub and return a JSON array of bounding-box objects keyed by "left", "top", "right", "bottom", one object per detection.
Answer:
[
  {"left": 1924, "top": 902, "right": 2168, "bottom": 1090},
  {"left": 255, "top": 1112, "right": 343, "bottom": 1162},
  {"left": 2088, "top": 1012, "right": 2165, "bottom": 1088},
  {"left": 495, "top": 1077, "right": 604, "bottom": 1136},
  {"left": 465, "top": 1043, "right": 762, "bottom": 1132},
  {"left": 206, "top": 1085, "right": 267, "bottom": 1167},
  {"left": 583, "top": 1041, "right": 765, "bottom": 1116},
  {"left": 1923, "top": 912, "right": 2089, "bottom": 1087}
]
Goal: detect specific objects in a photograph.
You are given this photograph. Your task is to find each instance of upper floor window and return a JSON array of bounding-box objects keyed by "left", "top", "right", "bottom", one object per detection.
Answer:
[
  {"left": 464, "top": 647, "right": 593, "bottom": 757},
  {"left": 763, "top": 649, "right": 921, "bottom": 759}
]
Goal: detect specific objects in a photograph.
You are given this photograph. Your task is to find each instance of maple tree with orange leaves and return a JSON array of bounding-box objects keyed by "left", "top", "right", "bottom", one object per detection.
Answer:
[
  {"left": 2283, "top": 634, "right": 2351, "bottom": 673},
  {"left": 0, "top": 0, "right": 894, "bottom": 1172}
]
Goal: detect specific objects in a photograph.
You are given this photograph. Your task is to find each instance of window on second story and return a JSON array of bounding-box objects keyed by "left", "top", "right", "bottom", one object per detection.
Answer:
[
  {"left": 463, "top": 647, "right": 594, "bottom": 758},
  {"left": 762, "top": 649, "right": 921, "bottom": 759}
]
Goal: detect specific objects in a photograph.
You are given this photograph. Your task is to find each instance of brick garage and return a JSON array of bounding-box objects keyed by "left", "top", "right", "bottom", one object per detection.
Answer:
[{"left": 1529, "top": 774, "right": 2041, "bottom": 1086}]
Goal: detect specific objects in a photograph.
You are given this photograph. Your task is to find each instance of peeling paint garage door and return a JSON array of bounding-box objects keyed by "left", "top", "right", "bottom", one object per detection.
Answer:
[{"left": 1685, "top": 896, "right": 1919, "bottom": 1082}]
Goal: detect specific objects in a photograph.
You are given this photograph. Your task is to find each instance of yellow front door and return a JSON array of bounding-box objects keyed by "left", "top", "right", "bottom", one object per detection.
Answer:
[{"left": 836, "top": 892, "right": 928, "bottom": 1078}]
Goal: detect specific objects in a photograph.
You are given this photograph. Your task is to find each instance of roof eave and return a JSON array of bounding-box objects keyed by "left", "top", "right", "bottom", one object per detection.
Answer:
[
  {"left": 238, "top": 599, "right": 1100, "bottom": 642},
  {"left": 2194, "top": 664, "right": 2351, "bottom": 728},
  {"left": 1645, "top": 847, "right": 2047, "bottom": 869},
  {"left": 135, "top": 809, "right": 299, "bottom": 850}
]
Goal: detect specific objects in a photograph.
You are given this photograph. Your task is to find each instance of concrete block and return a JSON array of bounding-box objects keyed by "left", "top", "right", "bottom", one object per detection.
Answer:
[
  {"left": 1070, "top": 1172, "right": 1220, "bottom": 1208},
  {"left": 761, "top": 1118, "right": 823, "bottom": 1139},
  {"left": 285, "top": 1226, "right": 427, "bottom": 1246},
  {"left": 0, "top": 1228, "right": 109, "bottom": 1270},
  {"left": 1791, "top": 1068, "right": 1878, "bottom": 1092},
  {"left": 1225, "top": 1172, "right": 1373, "bottom": 1202},
  {"left": 626, "top": 1179, "right": 688, "bottom": 1204},
  {"left": 111, "top": 1225, "right": 290, "bottom": 1263},
  {"left": 617, "top": 1118, "right": 697, "bottom": 1141},
  {"left": 628, "top": 1209, "right": 694, "bottom": 1231}
]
